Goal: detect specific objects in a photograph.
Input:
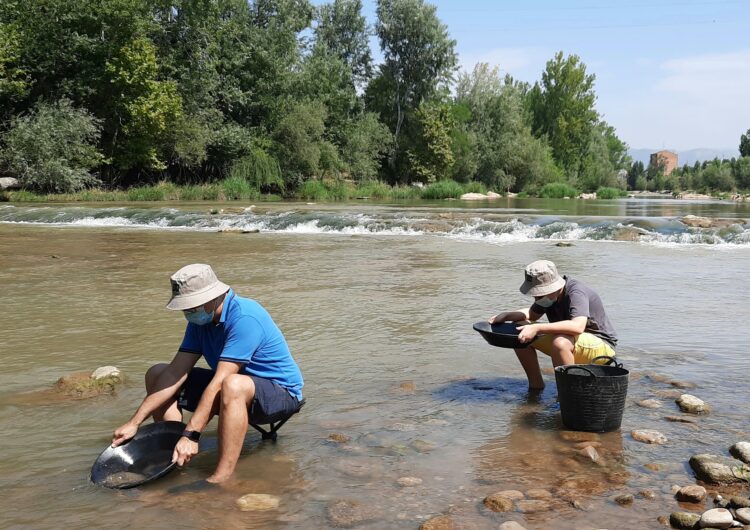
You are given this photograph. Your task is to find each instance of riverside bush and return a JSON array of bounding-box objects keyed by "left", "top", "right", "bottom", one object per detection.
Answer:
[
  {"left": 422, "top": 179, "right": 464, "bottom": 199},
  {"left": 220, "top": 175, "right": 258, "bottom": 200},
  {"left": 595, "top": 187, "right": 626, "bottom": 199},
  {"left": 539, "top": 182, "right": 579, "bottom": 198}
]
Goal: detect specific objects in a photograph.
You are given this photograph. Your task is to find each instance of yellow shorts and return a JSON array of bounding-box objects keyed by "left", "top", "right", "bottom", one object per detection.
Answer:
[{"left": 532, "top": 332, "right": 616, "bottom": 365}]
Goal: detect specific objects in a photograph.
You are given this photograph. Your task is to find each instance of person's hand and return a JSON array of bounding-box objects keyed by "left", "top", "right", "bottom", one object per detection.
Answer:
[
  {"left": 172, "top": 437, "right": 199, "bottom": 466},
  {"left": 112, "top": 422, "right": 138, "bottom": 447},
  {"left": 516, "top": 323, "right": 539, "bottom": 344},
  {"left": 489, "top": 312, "right": 508, "bottom": 324}
]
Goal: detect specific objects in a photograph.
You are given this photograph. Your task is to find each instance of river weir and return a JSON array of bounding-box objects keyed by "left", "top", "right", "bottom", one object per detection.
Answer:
[{"left": 1, "top": 198, "right": 750, "bottom": 529}]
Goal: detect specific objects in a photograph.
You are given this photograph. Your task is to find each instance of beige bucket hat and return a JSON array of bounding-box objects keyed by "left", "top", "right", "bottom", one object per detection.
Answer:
[
  {"left": 166, "top": 264, "right": 229, "bottom": 311},
  {"left": 519, "top": 260, "right": 565, "bottom": 297}
]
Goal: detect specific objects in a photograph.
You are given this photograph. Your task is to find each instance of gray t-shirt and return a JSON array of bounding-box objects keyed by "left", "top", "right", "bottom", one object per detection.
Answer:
[{"left": 531, "top": 276, "right": 618, "bottom": 347}]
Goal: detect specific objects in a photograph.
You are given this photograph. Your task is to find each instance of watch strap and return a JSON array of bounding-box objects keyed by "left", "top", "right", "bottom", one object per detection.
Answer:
[{"left": 182, "top": 429, "right": 201, "bottom": 442}]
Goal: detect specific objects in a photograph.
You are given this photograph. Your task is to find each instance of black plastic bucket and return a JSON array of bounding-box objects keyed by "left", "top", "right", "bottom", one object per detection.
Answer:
[{"left": 554, "top": 356, "right": 629, "bottom": 432}]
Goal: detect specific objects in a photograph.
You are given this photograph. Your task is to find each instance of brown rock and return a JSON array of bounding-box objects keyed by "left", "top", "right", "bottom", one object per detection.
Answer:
[
  {"left": 494, "top": 490, "right": 525, "bottom": 501},
  {"left": 560, "top": 431, "right": 600, "bottom": 442},
  {"left": 675, "top": 485, "right": 707, "bottom": 503},
  {"left": 639, "top": 489, "right": 657, "bottom": 500},
  {"left": 483, "top": 494, "right": 514, "bottom": 512},
  {"left": 526, "top": 489, "right": 552, "bottom": 499},
  {"left": 631, "top": 429, "right": 668, "bottom": 444},
  {"left": 676, "top": 394, "right": 708, "bottom": 414},
  {"left": 328, "top": 433, "right": 351, "bottom": 443},
  {"left": 516, "top": 500, "right": 552, "bottom": 513},
  {"left": 419, "top": 515, "right": 455, "bottom": 530},
  {"left": 54, "top": 370, "right": 123, "bottom": 399},
  {"left": 644, "top": 463, "right": 664, "bottom": 472},
  {"left": 637, "top": 398, "right": 663, "bottom": 409},
  {"left": 573, "top": 440, "right": 603, "bottom": 449},
  {"left": 665, "top": 415, "right": 698, "bottom": 424},
  {"left": 614, "top": 493, "right": 634, "bottom": 505},
  {"left": 577, "top": 445, "right": 602, "bottom": 463},
  {"left": 235, "top": 493, "right": 280, "bottom": 511},
  {"left": 398, "top": 381, "right": 416, "bottom": 393},
  {"left": 396, "top": 476, "right": 422, "bottom": 487}
]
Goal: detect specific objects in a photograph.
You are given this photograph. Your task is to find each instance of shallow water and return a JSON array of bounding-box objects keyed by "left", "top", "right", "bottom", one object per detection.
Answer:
[{"left": 1, "top": 198, "right": 750, "bottom": 529}]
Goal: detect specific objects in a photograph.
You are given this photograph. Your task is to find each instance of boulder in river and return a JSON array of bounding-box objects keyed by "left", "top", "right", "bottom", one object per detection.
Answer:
[
  {"left": 681, "top": 215, "right": 745, "bottom": 229},
  {"left": 54, "top": 367, "right": 123, "bottom": 398},
  {"left": 676, "top": 394, "right": 710, "bottom": 414},
  {"left": 730, "top": 442, "right": 750, "bottom": 464}
]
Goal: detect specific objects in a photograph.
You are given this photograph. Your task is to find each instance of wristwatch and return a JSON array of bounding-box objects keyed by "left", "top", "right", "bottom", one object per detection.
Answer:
[{"left": 182, "top": 429, "right": 201, "bottom": 442}]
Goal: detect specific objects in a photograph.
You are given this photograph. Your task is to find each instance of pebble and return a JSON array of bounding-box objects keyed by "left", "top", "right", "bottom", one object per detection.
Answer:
[
  {"left": 328, "top": 433, "right": 351, "bottom": 443},
  {"left": 699, "top": 508, "right": 733, "bottom": 528},
  {"left": 665, "top": 415, "right": 699, "bottom": 424},
  {"left": 676, "top": 485, "right": 707, "bottom": 503},
  {"left": 495, "top": 490, "right": 525, "bottom": 501},
  {"left": 736, "top": 507, "right": 750, "bottom": 524},
  {"left": 387, "top": 422, "right": 416, "bottom": 432},
  {"left": 657, "top": 515, "right": 670, "bottom": 526},
  {"left": 419, "top": 515, "right": 455, "bottom": 530},
  {"left": 638, "top": 398, "right": 663, "bottom": 409},
  {"left": 483, "top": 494, "right": 514, "bottom": 512},
  {"left": 676, "top": 394, "right": 710, "bottom": 414},
  {"left": 730, "top": 496, "right": 750, "bottom": 509},
  {"left": 639, "top": 489, "right": 657, "bottom": 500},
  {"left": 397, "top": 477, "right": 422, "bottom": 487},
  {"left": 235, "top": 493, "right": 280, "bottom": 511},
  {"left": 614, "top": 493, "right": 634, "bottom": 505},
  {"left": 632, "top": 429, "right": 668, "bottom": 444},
  {"left": 326, "top": 500, "right": 377, "bottom": 527},
  {"left": 577, "top": 445, "right": 602, "bottom": 463},
  {"left": 645, "top": 463, "right": 664, "bottom": 472},
  {"left": 526, "top": 489, "right": 552, "bottom": 499},
  {"left": 498, "top": 523, "right": 527, "bottom": 530}
]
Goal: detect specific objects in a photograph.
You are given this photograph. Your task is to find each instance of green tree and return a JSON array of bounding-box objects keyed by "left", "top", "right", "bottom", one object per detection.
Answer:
[
  {"left": 0, "top": 99, "right": 104, "bottom": 193},
  {"left": 627, "top": 160, "right": 645, "bottom": 190},
  {"left": 740, "top": 128, "right": 750, "bottom": 158},
  {"left": 339, "top": 112, "right": 392, "bottom": 180},
  {"left": 702, "top": 161, "right": 735, "bottom": 192},
  {"left": 407, "top": 100, "right": 455, "bottom": 183},
  {"left": 368, "top": 0, "right": 457, "bottom": 181},
  {"left": 314, "top": 0, "right": 372, "bottom": 88},
  {"left": 0, "top": 23, "right": 28, "bottom": 117},
  {"left": 272, "top": 101, "right": 329, "bottom": 184},
  {"left": 528, "top": 52, "right": 598, "bottom": 178}
]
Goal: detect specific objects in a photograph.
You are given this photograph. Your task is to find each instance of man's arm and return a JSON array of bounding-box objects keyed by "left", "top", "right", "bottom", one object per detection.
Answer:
[
  {"left": 171, "top": 360, "right": 244, "bottom": 466},
  {"left": 112, "top": 351, "right": 199, "bottom": 446},
  {"left": 517, "top": 316, "right": 588, "bottom": 344}
]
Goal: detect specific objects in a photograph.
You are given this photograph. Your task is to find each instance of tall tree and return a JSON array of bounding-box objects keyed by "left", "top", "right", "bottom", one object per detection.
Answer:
[
  {"left": 528, "top": 52, "right": 598, "bottom": 178},
  {"left": 740, "top": 128, "right": 750, "bottom": 158},
  {"left": 370, "top": 0, "right": 457, "bottom": 143},
  {"left": 314, "top": 0, "right": 372, "bottom": 89}
]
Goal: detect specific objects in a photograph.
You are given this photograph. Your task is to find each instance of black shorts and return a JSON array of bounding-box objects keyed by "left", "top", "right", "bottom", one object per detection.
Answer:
[{"left": 177, "top": 367, "right": 300, "bottom": 424}]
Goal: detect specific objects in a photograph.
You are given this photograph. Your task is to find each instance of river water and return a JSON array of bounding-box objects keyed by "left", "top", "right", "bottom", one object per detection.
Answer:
[{"left": 1, "top": 197, "right": 749, "bottom": 529}]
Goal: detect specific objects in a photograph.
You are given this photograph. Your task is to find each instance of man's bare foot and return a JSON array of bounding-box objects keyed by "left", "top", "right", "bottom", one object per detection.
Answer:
[{"left": 206, "top": 474, "right": 232, "bottom": 484}]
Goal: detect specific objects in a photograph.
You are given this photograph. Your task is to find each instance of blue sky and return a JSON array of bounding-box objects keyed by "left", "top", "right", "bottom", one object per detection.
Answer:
[{"left": 316, "top": 0, "right": 750, "bottom": 152}]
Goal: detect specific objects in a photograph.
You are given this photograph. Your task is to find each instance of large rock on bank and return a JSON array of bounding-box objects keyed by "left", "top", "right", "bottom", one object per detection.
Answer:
[
  {"left": 0, "top": 177, "right": 20, "bottom": 190},
  {"left": 689, "top": 454, "right": 750, "bottom": 484}
]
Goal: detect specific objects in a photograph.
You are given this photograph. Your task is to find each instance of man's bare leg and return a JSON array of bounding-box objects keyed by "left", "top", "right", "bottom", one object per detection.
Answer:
[
  {"left": 548, "top": 335, "right": 576, "bottom": 367},
  {"left": 145, "top": 363, "right": 183, "bottom": 422},
  {"left": 513, "top": 347, "right": 545, "bottom": 390},
  {"left": 207, "top": 374, "right": 255, "bottom": 483}
]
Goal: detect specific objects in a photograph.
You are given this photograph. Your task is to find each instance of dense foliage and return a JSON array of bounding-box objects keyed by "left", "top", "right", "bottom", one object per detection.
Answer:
[{"left": 0, "top": 0, "right": 745, "bottom": 196}]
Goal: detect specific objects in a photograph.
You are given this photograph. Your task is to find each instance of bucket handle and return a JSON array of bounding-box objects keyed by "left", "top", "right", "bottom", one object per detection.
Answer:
[
  {"left": 591, "top": 355, "right": 623, "bottom": 369},
  {"left": 560, "top": 365, "right": 597, "bottom": 378}
]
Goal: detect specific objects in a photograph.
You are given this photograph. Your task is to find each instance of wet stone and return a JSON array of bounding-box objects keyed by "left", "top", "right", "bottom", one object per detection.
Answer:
[
  {"left": 639, "top": 489, "right": 657, "bottom": 500},
  {"left": 412, "top": 440, "right": 435, "bottom": 453},
  {"left": 655, "top": 388, "right": 685, "bottom": 399},
  {"left": 516, "top": 500, "right": 552, "bottom": 514},
  {"left": 328, "top": 433, "right": 351, "bottom": 443},
  {"left": 396, "top": 477, "right": 422, "bottom": 487},
  {"left": 483, "top": 494, "right": 514, "bottom": 512},
  {"left": 645, "top": 463, "right": 665, "bottom": 472},
  {"left": 690, "top": 454, "right": 750, "bottom": 484},
  {"left": 670, "top": 511, "right": 701, "bottom": 529},
  {"left": 498, "top": 522, "right": 528, "bottom": 530},
  {"left": 614, "top": 493, "right": 634, "bottom": 505},
  {"left": 419, "top": 515, "right": 455, "bottom": 530},
  {"left": 699, "top": 508, "right": 733, "bottom": 528},
  {"left": 526, "top": 489, "right": 552, "bottom": 500},
  {"left": 670, "top": 380, "right": 697, "bottom": 389},
  {"left": 632, "top": 429, "right": 668, "bottom": 444},
  {"left": 657, "top": 515, "right": 670, "bottom": 526},
  {"left": 676, "top": 485, "right": 707, "bottom": 503},
  {"left": 495, "top": 490, "right": 525, "bottom": 501},
  {"left": 398, "top": 381, "right": 416, "bottom": 393},
  {"left": 326, "top": 500, "right": 377, "bottom": 528},
  {"left": 577, "top": 445, "right": 601, "bottom": 463},
  {"left": 736, "top": 507, "right": 750, "bottom": 524},
  {"left": 387, "top": 422, "right": 416, "bottom": 432},
  {"left": 235, "top": 494, "right": 280, "bottom": 511},
  {"left": 730, "top": 442, "right": 750, "bottom": 464},
  {"left": 560, "top": 431, "right": 600, "bottom": 442},
  {"left": 730, "top": 496, "right": 750, "bottom": 509},
  {"left": 573, "top": 440, "right": 602, "bottom": 449},
  {"left": 666, "top": 415, "right": 699, "bottom": 424},
  {"left": 677, "top": 394, "right": 710, "bottom": 414},
  {"left": 638, "top": 398, "right": 663, "bottom": 409}
]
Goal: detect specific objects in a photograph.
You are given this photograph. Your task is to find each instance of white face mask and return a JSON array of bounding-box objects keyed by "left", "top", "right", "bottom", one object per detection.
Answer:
[{"left": 535, "top": 295, "right": 556, "bottom": 308}]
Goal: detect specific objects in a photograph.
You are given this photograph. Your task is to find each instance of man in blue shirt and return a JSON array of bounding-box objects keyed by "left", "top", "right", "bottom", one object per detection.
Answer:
[{"left": 112, "top": 264, "right": 304, "bottom": 483}]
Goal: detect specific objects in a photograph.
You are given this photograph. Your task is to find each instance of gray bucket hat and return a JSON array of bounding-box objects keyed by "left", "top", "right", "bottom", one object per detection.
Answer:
[
  {"left": 519, "top": 260, "right": 565, "bottom": 297},
  {"left": 166, "top": 264, "right": 229, "bottom": 311}
]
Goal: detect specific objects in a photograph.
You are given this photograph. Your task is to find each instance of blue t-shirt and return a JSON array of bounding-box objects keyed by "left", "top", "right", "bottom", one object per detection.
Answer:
[{"left": 178, "top": 289, "right": 303, "bottom": 400}]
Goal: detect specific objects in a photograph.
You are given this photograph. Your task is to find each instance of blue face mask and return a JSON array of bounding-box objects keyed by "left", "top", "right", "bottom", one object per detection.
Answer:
[
  {"left": 184, "top": 307, "right": 215, "bottom": 326},
  {"left": 535, "top": 295, "right": 556, "bottom": 308}
]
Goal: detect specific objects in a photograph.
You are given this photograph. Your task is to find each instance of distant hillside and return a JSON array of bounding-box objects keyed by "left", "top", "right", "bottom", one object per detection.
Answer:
[{"left": 629, "top": 148, "right": 740, "bottom": 166}]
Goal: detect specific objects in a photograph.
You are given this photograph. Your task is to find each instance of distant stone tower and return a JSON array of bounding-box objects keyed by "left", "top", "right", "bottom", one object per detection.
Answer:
[{"left": 649, "top": 150, "right": 678, "bottom": 175}]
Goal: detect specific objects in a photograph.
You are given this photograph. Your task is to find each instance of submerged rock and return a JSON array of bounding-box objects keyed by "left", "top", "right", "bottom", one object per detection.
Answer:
[
  {"left": 328, "top": 433, "right": 351, "bottom": 444},
  {"left": 495, "top": 490, "right": 524, "bottom": 501},
  {"left": 560, "top": 431, "right": 600, "bottom": 442},
  {"left": 665, "top": 415, "right": 699, "bottom": 424},
  {"left": 516, "top": 500, "right": 551, "bottom": 513},
  {"left": 483, "top": 494, "right": 514, "bottom": 512},
  {"left": 235, "top": 493, "right": 280, "bottom": 511},
  {"left": 326, "top": 500, "right": 377, "bottom": 528},
  {"left": 498, "top": 522, "right": 527, "bottom": 530},
  {"left": 637, "top": 398, "right": 663, "bottom": 409},
  {"left": 54, "top": 368, "right": 124, "bottom": 398},
  {"left": 639, "top": 489, "right": 657, "bottom": 500},
  {"left": 419, "top": 515, "right": 455, "bottom": 530},
  {"left": 632, "top": 429, "right": 668, "bottom": 444},
  {"left": 525, "top": 489, "right": 552, "bottom": 499},
  {"left": 577, "top": 445, "right": 602, "bottom": 463},
  {"left": 614, "top": 493, "right": 634, "bottom": 505},
  {"left": 396, "top": 476, "right": 422, "bottom": 487},
  {"left": 677, "top": 394, "right": 710, "bottom": 414},
  {"left": 730, "top": 442, "right": 750, "bottom": 464}
]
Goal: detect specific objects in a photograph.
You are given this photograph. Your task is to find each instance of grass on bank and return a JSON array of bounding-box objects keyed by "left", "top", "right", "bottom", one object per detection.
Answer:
[{"left": 1, "top": 177, "right": 632, "bottom": 203}]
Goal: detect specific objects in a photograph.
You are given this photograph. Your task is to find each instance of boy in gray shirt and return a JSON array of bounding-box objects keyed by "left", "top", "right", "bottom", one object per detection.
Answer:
[{"left": 490, "top": 260, "right": 617, "bottom": 390}]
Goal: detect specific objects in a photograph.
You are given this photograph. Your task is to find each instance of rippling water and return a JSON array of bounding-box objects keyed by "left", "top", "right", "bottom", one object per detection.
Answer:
[{"left": 1, "top": 198, "right": 750, "bottom": 529}]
